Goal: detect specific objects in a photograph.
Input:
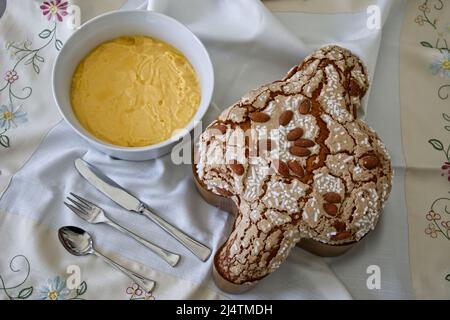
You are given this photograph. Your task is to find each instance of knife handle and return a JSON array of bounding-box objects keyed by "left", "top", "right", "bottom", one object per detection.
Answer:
[{"left": 140, "top": 207, "right": 211, "bottom": 261}]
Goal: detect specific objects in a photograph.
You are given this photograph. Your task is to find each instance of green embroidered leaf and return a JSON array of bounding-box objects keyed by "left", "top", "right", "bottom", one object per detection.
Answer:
[
  {"left": 24, "top": 57, "right": 34, "bottom": 65},
  {"left": 17, "top": 287, "right": 33, "bottom": 299},
  {"left": 0, "top": 135, "right": 10, "bottom": 148},
  {"left": 446, "top": 274, "right": 450, "bottom": 282},
  {"left": 33, "top": 63, "right": 40, "bottom": 74},
  {"left": 55, "top": 39, "right": 63, "bottom": 51},
  {"left": 76, "top": 281, "right": 87, "bottom": 296},
  {"left": 443, "top": 113, "right": 450, "bottom": 122},
  {"left": 429, "top": 139, "right": 444, "bottom": 151},
  {"left": 445, "top": 126, "right": 450, "bottom": 132},
  {"left": 35, "top": 55, "right": 44, "bottom": 63},
  {"left": 39, "top": 29, "right": 52, "bottom": 39},
  {"left": 420, "top": 41, "right": 433, "bottom": 48}
]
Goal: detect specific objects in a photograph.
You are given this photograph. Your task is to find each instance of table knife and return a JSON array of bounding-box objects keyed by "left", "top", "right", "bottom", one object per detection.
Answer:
[{"left": 74, "top": 158, "right": 211, "bottom": 261}]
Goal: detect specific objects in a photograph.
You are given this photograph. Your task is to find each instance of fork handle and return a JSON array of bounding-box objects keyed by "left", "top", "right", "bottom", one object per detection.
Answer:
[
  {"left": 93, "top": 250, "right": 155, "bottom": 293},
  {"left": 140, "top": 207, "right": 211, "bottom": 262},
  {"left": 106, "top": 219, "right": 180, "bottom": 267}
]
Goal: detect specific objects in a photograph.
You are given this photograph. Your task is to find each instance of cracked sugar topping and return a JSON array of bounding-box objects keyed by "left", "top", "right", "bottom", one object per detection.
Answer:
[{"left": 196, "top": 45, "right": 392, "bottom": 284}]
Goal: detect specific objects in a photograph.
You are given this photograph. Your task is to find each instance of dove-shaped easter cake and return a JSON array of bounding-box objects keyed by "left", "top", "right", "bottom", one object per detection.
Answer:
[{"left": 193, "top": 45, "right": 393, "bottom": 293}]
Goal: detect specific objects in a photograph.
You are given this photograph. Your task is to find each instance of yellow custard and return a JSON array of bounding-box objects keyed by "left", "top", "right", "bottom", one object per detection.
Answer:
[{"left": 71, "top": 35, "right": 201, "bottom": 147}]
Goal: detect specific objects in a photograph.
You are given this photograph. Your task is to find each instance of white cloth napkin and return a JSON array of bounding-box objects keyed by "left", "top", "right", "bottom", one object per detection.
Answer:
[
  {"left": 145, "top": 0, "right": 392, "bottom": 122},
  {"left": 0, "top": 0, "right": 407, "bottom": 300}
]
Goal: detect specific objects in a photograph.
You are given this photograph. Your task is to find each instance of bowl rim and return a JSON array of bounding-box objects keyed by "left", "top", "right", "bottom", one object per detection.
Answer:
[{"left": 52, "top": 9, "right": 214, "bottom": 154}]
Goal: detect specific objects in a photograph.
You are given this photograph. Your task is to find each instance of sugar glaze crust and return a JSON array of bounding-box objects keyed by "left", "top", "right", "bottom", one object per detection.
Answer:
[{"left": 196, "top": 45, "right": 393, "bottom": 285}]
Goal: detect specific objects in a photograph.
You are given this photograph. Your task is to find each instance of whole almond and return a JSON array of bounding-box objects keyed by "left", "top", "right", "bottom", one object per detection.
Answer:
[
  {"left": 361, "top": 155, "right": 380, "bottom": 169},
  {"left": 323, "top": 192, "right": 341, "bottom": 203},
  {"left": 230, "top": 163, "right": 244, "bottom": 176},
  {"left": 349, "top": 79, "right": 361, "bottom": 96},
  {"left": 210, "top": 124, "right": 227, "bottom": 134},
  {"left": 294, "top": 138, "right": 315, "bottom": 148},
  {"left": 273, "top": 160, "right": 289, "bottom": 177},
  {"left": 289, "top": 146, "right": 311, "bottom": 157},
  {"left": 287, "top": 128, "right": 304, "bottom": 141},
  {"left": 216, "top": 187, "right": 233, "bottom": 197},
  {"left": 249, "top": 112, "right": 270, "bottom": 123},
  {"left": 323, "top": 203, "right": 338, "bottom": 216},
  {"left": 279, "top": 110, "right": 294, "bottom": 126},
  {"left": 333, "top": 221, "right": 346, "bottom": 232},
  {"left": 299, "top": 99, "right": 311, "bottom": 114},
  {"left": 287, "top": 160, "right": 304, "bottom": 177},
  {"left": 332, "top": 231, "right": 352, "bottom": 241}
]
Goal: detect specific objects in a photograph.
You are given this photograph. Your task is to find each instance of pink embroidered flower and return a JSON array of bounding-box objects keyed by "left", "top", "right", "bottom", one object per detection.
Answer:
[
  {"left": 426, "top": 210, "right": 441, "bottom": 221},
  {"left": 143, "top": 292, "right": 155, "bottom": 300},
  {"left": 418, "top": 4, "right": 430, "bottom": 13},
  {"left": 441, "top": 162, "right": 450, "bottom": 181},
  {"left": 126, "top": 283, "right": 142, "bottom": 297},
  {"left": 40, "top": 0, "right": 68, "bottom": 22},
  {"left": 425, "top": 223, "right": 439, "bottom": 238},
  {"left": 415, "top": 15, "right": 424, "bottom": 26},
  {"left": 441, "top": 221, "right": 450, "bottom": 231},
  {"left": 4, "top": 70, "right": 18, "bottom": 84}
]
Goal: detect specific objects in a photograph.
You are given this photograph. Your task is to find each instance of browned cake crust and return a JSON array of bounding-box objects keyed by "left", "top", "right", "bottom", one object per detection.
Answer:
[{"left": 194, "top": 45, "right": 393, "bottom": 291}]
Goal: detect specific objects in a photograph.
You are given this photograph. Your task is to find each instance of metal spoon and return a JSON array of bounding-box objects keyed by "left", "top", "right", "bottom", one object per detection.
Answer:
[{"left": 58, "top": 226, "right": 155, "bottom": 292}]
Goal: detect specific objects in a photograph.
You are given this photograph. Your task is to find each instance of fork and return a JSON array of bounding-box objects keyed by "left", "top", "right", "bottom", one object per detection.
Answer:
[{"left": 64, "top": 192, "right": 180, "bottom": 267}]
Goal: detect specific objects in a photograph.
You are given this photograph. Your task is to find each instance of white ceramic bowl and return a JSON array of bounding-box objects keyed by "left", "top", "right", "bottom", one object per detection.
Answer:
[{"left": 53, "top": 10, "right": 214, "bottom": 161}]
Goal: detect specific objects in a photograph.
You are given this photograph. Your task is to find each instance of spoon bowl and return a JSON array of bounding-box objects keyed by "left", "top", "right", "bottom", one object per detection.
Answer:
[
  {"left": 58, "top": 225, "right": 156, "bottom": 292},
  {"left": 58, "top": 226, "right": 94, "bottom": 256}
]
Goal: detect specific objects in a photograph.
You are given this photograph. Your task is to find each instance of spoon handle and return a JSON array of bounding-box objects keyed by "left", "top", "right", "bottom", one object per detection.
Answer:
[
  {"left": 106, "top": 219, "right": 180, "bottom": 267},
  {"left": 93, "top": 250, "right": 155, "bottom": 292}
]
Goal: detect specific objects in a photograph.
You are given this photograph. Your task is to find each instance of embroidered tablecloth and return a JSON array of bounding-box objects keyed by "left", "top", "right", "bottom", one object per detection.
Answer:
[{"left": 0, "top": 0, "right": 448, "bottom": 300}]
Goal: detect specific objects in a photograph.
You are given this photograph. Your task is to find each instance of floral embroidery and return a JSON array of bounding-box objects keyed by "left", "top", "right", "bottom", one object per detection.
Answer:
[
  {"left": 419, "top": 0, "right": 450, "bottom": 284},
  {"left": 424, "top": 200, "right": 450, "bottom": 241},
  {"left": 0, "top": 104, "right": 27, "bottom": 147},
  {"left": 415, "top": 1, "right": 439, "bottom": 29},
  {"left": 428, "top": 113, "right": 450, "bottom": 162},
  {"left": 430, "top": 51, "right": 450, "bottom": 78},
  {"left": 441, "top": 220, "right": 450, "bottom": 231},
  {"left": 0, "top": 104, "right": 28, "bottom": 130},
  {"left": 441, "top": 162, "right": 450, "bottom": 181},
  {"left": 38, "top": 276, "right": 87, "bottom": 300},
  {"left": 4, "top": 70, "right": 18, "bottom": 83},
  {"left": 40, "top": 0, "right": 68, "bottom": 22},
  {"left": 425, "top": 222, "right": 439, "bottom": 238},
  {"left": 126, "top": 282, "right": 156, "bottom": 300},
  {"left": 425, "top": 118, "right": 450, "bottom": 282},
  {"left": 426, "top": 210, "right": 442, "bottom": 221},
  {"left": 1, "top": 255, "right": 162, "bottom": 299},
  {"left": 415, "top": 0, "right": 450, "bottom": 100},
  {"left": 0, "top": 1, "right": 66, "bottom": 148},
  {"left": 38, "top": 276, "right": 69, "bottom": 300},
  {"left": 0, "top": 255, "right": 33, "bottom": 300},
  {"left": 0, "top": 255, "right": 89, "bottom": 300}
]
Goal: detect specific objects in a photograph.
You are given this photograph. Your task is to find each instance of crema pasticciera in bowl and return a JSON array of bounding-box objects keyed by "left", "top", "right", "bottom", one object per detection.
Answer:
[{"left": 70, "top": 35, "right": 201, "bottom": 147}]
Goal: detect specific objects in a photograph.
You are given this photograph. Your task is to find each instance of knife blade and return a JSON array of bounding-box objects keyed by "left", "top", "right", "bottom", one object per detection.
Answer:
[
  {"left": 74, "top": 158, "right": 211, "bottom": 261},
  {"left": 74, "top": 159, "right": 142, "bottom": 212}
]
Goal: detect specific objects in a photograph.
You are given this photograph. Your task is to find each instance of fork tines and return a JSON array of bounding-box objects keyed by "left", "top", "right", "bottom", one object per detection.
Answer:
[{"left": 64, "top": 193, "right": 95, "bottom": 216}]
